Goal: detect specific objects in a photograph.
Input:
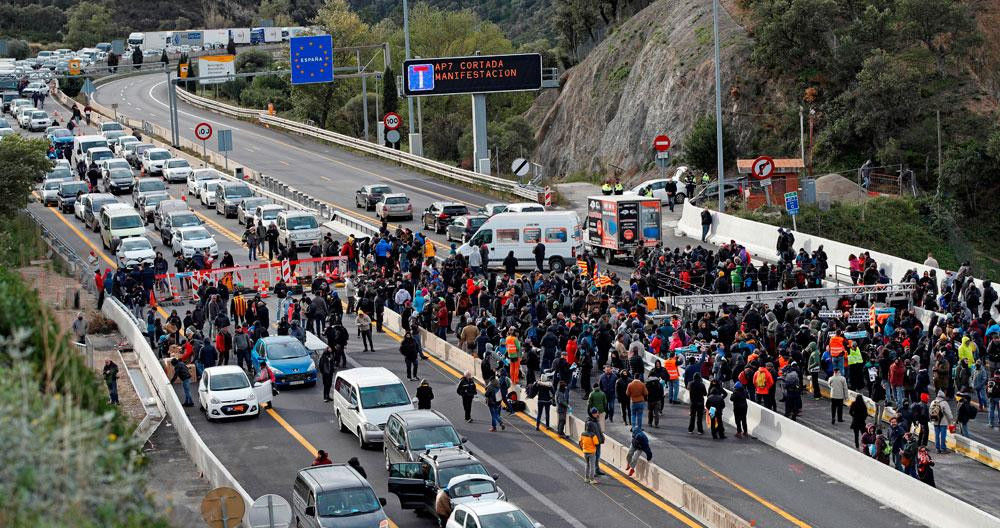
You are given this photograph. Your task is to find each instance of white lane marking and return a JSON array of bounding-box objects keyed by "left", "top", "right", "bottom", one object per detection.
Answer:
[
  {"left": 464, "top": 440, "right": 588, "bottom": 528},
  {"left": 147, "top": 80, "right": 244, "bottom": 132}
]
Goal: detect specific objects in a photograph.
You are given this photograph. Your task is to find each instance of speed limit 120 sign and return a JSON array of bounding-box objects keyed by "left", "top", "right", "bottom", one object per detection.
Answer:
[
  {"left": 383, "top": 112, "right": 401, "bottom": 131},
  {"left": 194, "top": 122, "right": 213, "bottom": 141}
]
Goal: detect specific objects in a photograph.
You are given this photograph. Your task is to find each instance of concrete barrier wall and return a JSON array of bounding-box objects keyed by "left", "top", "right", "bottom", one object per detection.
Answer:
[
  {"left": 677, "top": 204, "right": 997, "bottom": 319},
  {"left": 102, "top": 299, "right": 253, "bottom": 520}
]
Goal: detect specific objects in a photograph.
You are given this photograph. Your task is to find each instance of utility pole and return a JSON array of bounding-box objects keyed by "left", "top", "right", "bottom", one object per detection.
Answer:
[
  {"left": 935, "top": 109, "right": 942, "bottom": 200},
  {"left": 712, "top": 0, "right": 725, "bottom": 213},
  {"left": 799, "top": 105, "right": 805, "bottom": 163},
  {"left": 402, "top": 0, "right": 422, "bottom": 156},
  {"left": 357, "top": 50, "right": 368, "bottom": 141}
]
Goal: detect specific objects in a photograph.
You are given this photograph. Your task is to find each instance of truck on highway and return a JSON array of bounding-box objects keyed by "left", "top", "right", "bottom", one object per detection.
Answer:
[
  {"left": 202, "top": 29, "right": 229, "bottom": 49},
  {"left": 281, "top": 26, "right": 308, "bottom": 41},
  {"left": 584, "top": 194, "right": 662, "bottom": 264},
  {"left": 228, "top": 27, "right": 251, "bottom": 45},
  {"left": 127, "top": 32, "right": 144, "bottom": 49},
  {"left": 169, "top": 31, "right": 203, "bottom": 47},
  {"left": 251, "top": 27, "right": 282, "bottom": 45}
]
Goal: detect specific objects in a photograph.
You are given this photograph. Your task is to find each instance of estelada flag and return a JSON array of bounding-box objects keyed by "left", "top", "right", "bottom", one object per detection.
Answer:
[{"left": 577, "top": 259, "right": 588, "bottom": 275}]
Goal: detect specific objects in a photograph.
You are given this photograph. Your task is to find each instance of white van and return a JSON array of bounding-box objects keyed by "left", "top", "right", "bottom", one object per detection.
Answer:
[
  {"left": 333, "top": 367, "right": 414, "bottom": 448},
  {"left": 276, "top": 210, "right": 320, "bottom": 251},
  {"left": 99, "top": 204, "right": 145, "bottom": 250},
  {"left": 73, "top": 135, "right": 109, "bottom": 167},
  {"left": 457, "top": 211, "right": 582, "bottom": 272}
]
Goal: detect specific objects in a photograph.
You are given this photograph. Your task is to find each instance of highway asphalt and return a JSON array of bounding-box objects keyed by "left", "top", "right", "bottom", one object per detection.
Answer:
[{"left": 32, "top": 78, "right": 924, "bottom": 526}]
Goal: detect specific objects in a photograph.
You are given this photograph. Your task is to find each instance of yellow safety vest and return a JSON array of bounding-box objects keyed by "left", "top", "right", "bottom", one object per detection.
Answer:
[
  {"left": 847, "top": 347, "right": 863, "bottom": 366},
  {"left": 614, "top": 184, "right": 624, "bottom": 192},
  {"left": 601, "top": 184, "right": 612, "bottom": 193}
]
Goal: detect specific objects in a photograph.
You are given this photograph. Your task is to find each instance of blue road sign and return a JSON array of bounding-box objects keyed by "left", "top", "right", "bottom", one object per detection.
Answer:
[
  {"left": 407, "top": 63, "right": 435, "bottom": 92},
  {"left": 82, "top": 78, "right": 96, "bottom": 96},
  {"left": 784, "top": 191, "right": 799, "bottom": 215},
  {"left": 290, "top": 35, "right": 334, "bottom": 86},
  {"left": 217, "top": 129, "right": 233, "bottom": 152}
]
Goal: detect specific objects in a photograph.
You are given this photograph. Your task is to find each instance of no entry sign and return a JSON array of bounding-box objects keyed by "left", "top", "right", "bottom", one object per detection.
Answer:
[
  {"left": 653, "top": 134, "right": 671, "bottom": 152},
  {"left": 195, "top": 122, "right": 213, "bottom": 141},
  {"left": 751, "top": 156, "right": 775, "bottom": 180}
]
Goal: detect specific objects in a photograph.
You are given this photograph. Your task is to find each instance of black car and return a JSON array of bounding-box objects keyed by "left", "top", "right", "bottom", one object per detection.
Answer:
[
  {"left": 55, "top": 181, "right": 90, "bottom": 213},
  {"left": 421, "top": 202, "right": 470, "bottom": 234},
  {"left": 355, "top": 184, "right": 393, "bottom": 211}
]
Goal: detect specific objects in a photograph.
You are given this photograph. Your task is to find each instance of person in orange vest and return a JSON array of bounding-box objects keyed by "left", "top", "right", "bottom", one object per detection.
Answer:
[
  {"left": 753, "top": 364, "right": 775, "bottom": 409},
  {"left": 505, "top": 332, "right": 522, "bottom": 385},
  {"left": 664, "top": 353, "right": 681, "bottom": 404},
  {"left": 828, "top": 330, "right": 846, "bottom": 374}
]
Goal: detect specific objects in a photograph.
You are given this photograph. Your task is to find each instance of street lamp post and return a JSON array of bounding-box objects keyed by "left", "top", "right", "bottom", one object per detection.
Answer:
[{"left": 713, "top": 0, "right": 725, "bottom": 213}]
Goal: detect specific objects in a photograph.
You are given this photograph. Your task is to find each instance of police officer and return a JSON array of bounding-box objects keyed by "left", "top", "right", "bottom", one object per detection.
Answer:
[
  {"left": 613, "top": 179, "right": 624, "bottom": 195},
  {"left": 601, "top": 180, "right": 613, "bottom": 195}
]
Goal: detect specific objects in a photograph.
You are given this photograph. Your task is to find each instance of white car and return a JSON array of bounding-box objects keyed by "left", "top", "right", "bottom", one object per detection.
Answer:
[
  {"left": 22, "top": 81, "right": 49, "bottom": 97},
  {"left": 115, "top": 136, "right": 139, "bottom": 156},
  {"left": 73, "top": 192, "right": 92, "bottom": 220},
  {"left": 114, "top": 236, "right": 155, "bottom": 268},
  {"left": 253, "top": 204, "right": 285, "bottom": 228},
  {"left": 161, "top": 158, "right": 192, "bottom": 183},
  {"left": 197, "top": 179, "right": 222, "bottom": 207},
  {"left": 16, "top": 106, "right": 36, "bottom": 128},
  {"left": 445, "top": 501, "right": 541, "bottom": 528},
  {"left": 97, "top": 121, "right": 124, "bottom": 135},
  {"left": 172, "top": 226, "right": 219, "bottom": 258},
  {"left": 103, "top": 130, "right": 127, "bottom": 147},
  {"left": 376, "top": 193, "right": 413, "bottom": 221},
  {"left": 236, "top": 196, "right": 270, "bottom": 225},
  {"left": 477, "top": 203, "right": 508, "bottom": 217},
  {"left": 100, "top": 158, "right": 133, "bottom": 180},
  {"left": 198, "top": 365, "right": 271, "bottom": 421},
  {"left": 187, "top": 168, "right": 220, "bottom": 195},
  {"left": 27, "top": 110, "right": 52, "bottom": 131},
  {"left": 9, "top": 99, "right": 33, "bottom": 117},
  {"left": 39, "top": 177, "right": 72, "bottom": 206},
  {"left": 141, "top": 147, "right": 172, "bottom": 175}
]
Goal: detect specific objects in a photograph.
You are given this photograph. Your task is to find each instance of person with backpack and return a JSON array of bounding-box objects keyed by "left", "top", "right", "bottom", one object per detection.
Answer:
[
  {"left": 752, "top": 364, "right": 774, "bottom": 410},
  {"left": 930, "top": 390, "right": 954, "bottom": 454},
  {"left": 707, "top": 385, "right": 727, "bottom": 439},
  {"left": 624, "top": 428, "right": 652, "bottom": 477},
  {"left": 579, "top": 408, "right": 603, "bottom": 484},
  {"left": 874, "top": 427, "right": 891, "bottom": 465},
  {"left": 532, "top": 376, "right": 554, "bottom": 431}
]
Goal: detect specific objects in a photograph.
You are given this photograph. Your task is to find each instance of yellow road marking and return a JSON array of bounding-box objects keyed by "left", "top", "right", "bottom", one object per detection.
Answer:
[
  {"left": 266, "top": 407, "right": 318, "bottom": 455},
  {"left": 691, "top": 458, "right": 812, "bottom": 528}
]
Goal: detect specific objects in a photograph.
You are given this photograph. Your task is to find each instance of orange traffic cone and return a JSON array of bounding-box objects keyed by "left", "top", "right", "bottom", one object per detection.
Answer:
[{"left": 149, "top": 289, "right": 157, "bottom": 308}]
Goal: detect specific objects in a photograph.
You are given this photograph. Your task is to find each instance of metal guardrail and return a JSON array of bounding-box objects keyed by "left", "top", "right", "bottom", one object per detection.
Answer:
[
  {"left": 664, "top": 282, "right": 917, "bottom": 312},
  {"left": 173, "top": 86, "right": 541, "bottom": 201},
  {"left": 23, "top": 208, "right": 96, "bottom": 294}
]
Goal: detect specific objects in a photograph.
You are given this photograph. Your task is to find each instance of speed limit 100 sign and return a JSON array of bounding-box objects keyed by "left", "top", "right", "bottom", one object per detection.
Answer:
[
  {"left": 383, "top": 112, "right": 401, "bottom": 131},
  {"left": 195, "top": 122, "right": 213, "bottom": 141}
]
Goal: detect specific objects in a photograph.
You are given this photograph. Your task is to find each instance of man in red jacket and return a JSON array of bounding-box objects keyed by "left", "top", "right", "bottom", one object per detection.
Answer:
[
  {"left": 753, "top": 365, "right": 775, "bottom": 409},
  {"left": 889, "top": 357, "right": 906, "bottom": 407}
]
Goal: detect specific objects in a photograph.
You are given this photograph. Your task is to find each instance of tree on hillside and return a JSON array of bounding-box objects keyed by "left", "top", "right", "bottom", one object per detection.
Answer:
[
  {"left": 382, "top": 66, "right": 398, "bottom": 115},
  {"left": 0, "top": 136, "right": 52, "bottom": 218},
  {"left": 64, "top": 2, "right": 114, "bottom": 50},
  {"left": 683, "top": 115, "right": 735, "bottom": 176},
  {"left": 749, "top": 0, "right": 839, "bottom": 72},
  {"left": 3, "top": 40, "right": 30, "bottom": 60},
  {"left": 259, "top": 0, "right": 295, "bottom": 27},
  {"left": 897, "top": 0, "right": 978, "bottom": 74},
  {"left": 236, "top": 50, "right": 273, "bottom": 73}
]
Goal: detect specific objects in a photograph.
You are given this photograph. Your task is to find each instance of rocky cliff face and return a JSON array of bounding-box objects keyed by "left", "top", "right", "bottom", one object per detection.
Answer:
[{"left": 529, "top": 0, "right": 754, "bottom": 181}]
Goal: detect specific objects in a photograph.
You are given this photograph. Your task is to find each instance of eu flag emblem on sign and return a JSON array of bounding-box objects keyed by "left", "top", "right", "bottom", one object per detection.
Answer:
[
  {"left": 290, "top": 35, "right": 334, "bottom": 85},
  {"left": 407, "top": 63, "right": 434, "bottom": 92}
]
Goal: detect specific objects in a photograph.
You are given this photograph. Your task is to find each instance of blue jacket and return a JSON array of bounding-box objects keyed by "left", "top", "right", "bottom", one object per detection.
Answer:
[
  {"left": 631, "top": 430, "right": 653, "bottom": 461},
  {"left": 375, "top": 239, "right": 392, "bottom": 257}
]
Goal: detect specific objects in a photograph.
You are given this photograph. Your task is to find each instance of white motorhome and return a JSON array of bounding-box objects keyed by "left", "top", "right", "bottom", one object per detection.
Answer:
[{"left": 457, "top": 211, "right": 582, "bottom": 272}]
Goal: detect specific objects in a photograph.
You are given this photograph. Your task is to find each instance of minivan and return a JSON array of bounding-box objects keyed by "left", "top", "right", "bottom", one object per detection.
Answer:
[
  {"left": 99, "top": 204, "right": 145, "bottom": 249},
  {"left": 72, "top": 135, "right": 109, "bottom": 167},
  {"left": 384, "top": 410, "right": 465, "bottom": 467},
  {"left": 215, "top": 181, "right": 253, "bottom": 218},
  {"left": 334, "top": 367, "right": 414, "bottom": 448},
  {"left": 291, "top": 464, "right": 388, "bottom": 528},
  {"left": 277, "top": 211, "right": 320, "bottom": 251},
  {"left": 457, "top": 211, "right": 582, "bottom": 272}
]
